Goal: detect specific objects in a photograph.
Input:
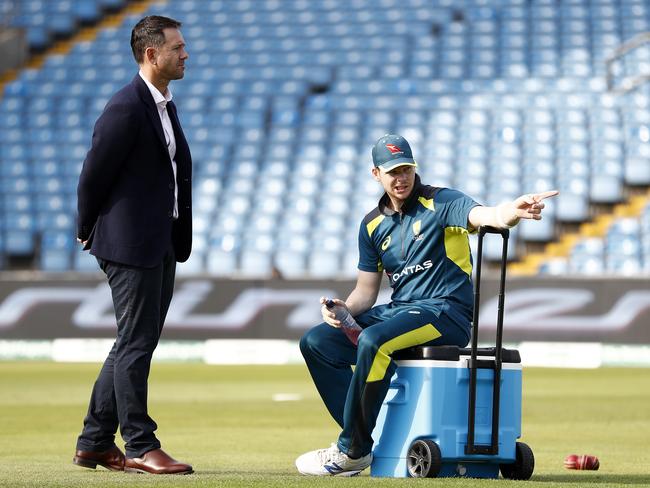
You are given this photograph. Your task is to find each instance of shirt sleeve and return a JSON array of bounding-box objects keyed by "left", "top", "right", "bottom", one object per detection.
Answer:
[
  {"left": 435, "top": 188, "right": 481, "bottom": 229},
  {"left": 357, "top": 220, "right": 382, "bottom": 272}
]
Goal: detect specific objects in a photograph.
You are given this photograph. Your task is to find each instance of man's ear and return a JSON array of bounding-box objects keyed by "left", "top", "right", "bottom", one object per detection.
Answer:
[
  {"left": 145, "top": 46, "right": 157, "bottom": 65},
  {"left": 371, "top": 167, "right": 381, "bottom": 181}
]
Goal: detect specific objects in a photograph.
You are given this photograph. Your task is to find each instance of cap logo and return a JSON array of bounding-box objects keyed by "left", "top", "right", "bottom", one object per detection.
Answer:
[{"left": 386, "top": 144, "right": 402, "bottom": 154}]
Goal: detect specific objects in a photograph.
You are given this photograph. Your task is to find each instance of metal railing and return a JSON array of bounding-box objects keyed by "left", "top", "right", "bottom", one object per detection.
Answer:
[{"left": 606, "top": 31, "right": 650, "bottom": 93}]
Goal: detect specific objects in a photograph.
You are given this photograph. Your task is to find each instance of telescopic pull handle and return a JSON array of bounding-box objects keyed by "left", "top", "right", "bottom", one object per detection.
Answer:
[{"left": 479, "top": 226, "right": 510, "bottom": 238}]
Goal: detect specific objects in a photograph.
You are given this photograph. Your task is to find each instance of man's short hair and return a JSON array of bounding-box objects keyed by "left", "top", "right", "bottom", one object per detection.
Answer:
[{"left": 130, "top": 15, "right": 182, "bottom": 64}]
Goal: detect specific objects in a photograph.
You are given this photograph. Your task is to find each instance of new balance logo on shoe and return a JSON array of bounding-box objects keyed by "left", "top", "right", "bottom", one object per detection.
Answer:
[
  {"left": 323, "top": 462, "right": 344, "bottom": 475},
  {"left": 295, "top": 443, "right": 372, "bottom": 476}
]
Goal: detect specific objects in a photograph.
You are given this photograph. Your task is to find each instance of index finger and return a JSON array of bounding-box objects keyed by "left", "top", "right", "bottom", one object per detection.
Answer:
[{"left": 533, "top": 190, "right": 559, "bottom": 202}]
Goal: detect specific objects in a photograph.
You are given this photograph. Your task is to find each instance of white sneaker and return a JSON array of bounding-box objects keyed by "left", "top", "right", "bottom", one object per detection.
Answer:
[{"left": 295, "top": 443, "right": 372, "bottom": 476}]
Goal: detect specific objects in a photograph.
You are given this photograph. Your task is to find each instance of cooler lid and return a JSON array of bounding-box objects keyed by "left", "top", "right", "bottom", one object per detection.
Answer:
[{"left": 392, "top": 345, "right": 521, "bottom": 363}]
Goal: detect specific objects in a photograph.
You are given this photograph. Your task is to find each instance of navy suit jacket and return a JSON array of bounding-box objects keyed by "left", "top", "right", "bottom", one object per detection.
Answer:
[{"left": 77, "top": 74, "right": 192, "bottom": 267}]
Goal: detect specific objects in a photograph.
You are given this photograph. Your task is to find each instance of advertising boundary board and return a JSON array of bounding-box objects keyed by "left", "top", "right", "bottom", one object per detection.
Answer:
[{"left": 0, "top": 275, "right": 648, "bottom": 344}]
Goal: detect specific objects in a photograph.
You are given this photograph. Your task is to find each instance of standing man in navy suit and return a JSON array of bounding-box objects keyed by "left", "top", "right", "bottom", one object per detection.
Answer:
[{"left": 74, "top": 16, "right": 193, "bottom": 475}]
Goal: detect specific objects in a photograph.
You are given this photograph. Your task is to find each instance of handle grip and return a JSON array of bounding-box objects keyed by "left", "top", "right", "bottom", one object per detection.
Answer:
[{"left": 478, "top": 226, "right": 510, "bottom": 238}]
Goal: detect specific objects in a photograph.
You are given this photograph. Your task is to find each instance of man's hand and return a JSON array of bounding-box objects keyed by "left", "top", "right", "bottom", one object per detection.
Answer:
[
  {"left": 77, "top": 238, "right": 88, "bottom": 246},
  {"left": 469, "top": 190, "right": 559, "bottom": 229},
  {"left": 505, "top": 190, "right": 559, "bottom": 226},
  {"left": 320, "top": 296, "right": 346, "bottom": 328}
]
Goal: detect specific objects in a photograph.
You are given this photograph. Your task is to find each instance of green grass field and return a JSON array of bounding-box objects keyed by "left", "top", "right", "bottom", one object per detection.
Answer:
[{"left": 0, "top": 362, "right": 648, "bottom": 488}]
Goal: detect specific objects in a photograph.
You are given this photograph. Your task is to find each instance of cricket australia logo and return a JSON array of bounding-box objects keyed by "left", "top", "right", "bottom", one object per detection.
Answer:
[{"left": 412, "top": 220, "right": 424, "bottom": 241}]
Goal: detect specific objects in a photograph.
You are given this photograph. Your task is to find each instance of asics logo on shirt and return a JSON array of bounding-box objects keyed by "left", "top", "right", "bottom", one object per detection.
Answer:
[
  {"left": 381, "top": 235, "right": 391, "bottom": 251},
  {"left": 388, "top": 260, "right": 433, "bottom": 282}
]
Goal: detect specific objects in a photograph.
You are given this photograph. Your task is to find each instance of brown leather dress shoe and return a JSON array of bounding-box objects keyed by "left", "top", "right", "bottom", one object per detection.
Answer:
[
  {"left": 125, "top": 448, "right": 193, "bottom": 475},
  {"left": 73, "top": 445, "right": 125, "bottom": 471}
]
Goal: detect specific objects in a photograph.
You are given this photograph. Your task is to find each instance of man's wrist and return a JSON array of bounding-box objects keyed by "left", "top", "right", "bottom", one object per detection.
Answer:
[{"left": 496, "top": 203, "right": 518, "bottom": 229}]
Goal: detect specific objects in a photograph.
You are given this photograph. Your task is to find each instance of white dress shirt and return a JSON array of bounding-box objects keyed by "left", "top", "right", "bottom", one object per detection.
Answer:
[{"left": 139, "top": 71, "right": 178, "bottom": 219}]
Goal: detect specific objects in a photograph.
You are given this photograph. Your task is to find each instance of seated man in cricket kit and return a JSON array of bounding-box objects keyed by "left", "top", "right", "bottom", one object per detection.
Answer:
[{"left": 296, "top": 134, "right": 557, "bottom": 476}]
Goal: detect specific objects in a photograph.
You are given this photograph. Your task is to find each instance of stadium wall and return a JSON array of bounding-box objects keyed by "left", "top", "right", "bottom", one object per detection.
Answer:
[{"left": 0, "top": 275, "right": 648, "bottom": 367}]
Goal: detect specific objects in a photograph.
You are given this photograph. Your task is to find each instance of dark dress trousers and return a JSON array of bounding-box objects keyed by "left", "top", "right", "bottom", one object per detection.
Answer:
[{"left": 75, "top": 74, "right": 192, "bottom": 458}]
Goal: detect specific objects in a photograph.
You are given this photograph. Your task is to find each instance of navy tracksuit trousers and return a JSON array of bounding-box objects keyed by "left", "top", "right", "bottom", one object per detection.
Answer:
[{"left": 300, "top": 302, "right": 470, "bottom": 459}]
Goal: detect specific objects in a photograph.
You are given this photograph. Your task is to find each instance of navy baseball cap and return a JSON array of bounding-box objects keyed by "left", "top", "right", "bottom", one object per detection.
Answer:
[{"left": 372, "top": 134, "right": 417, "bottom": 172}]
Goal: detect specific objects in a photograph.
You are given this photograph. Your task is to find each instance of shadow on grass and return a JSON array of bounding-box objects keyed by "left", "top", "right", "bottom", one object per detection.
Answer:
[
  {"left": 533, "top": 474, "right": 650, "bottom": 485},
  {"left": 193, "top": 471, "right": 291, "bottom": 476}
]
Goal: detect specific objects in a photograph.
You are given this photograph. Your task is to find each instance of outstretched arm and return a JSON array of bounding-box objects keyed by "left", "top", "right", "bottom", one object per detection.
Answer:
[{"left": 468, "top": 190, "right": 559, "bottom": 230}]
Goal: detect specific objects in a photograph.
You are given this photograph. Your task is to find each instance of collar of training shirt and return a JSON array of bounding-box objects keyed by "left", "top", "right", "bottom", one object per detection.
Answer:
[{"left": 377, "top": 174, "right": 423, "bottom": 216}]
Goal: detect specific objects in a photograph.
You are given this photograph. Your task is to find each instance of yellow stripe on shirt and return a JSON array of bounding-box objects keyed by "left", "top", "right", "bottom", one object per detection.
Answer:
[
  {"left": 418, "top": 196, "right": 435, "bottom": 211},
  {"left": 366, "top": 214, "right": 385, "bottom": 237},
  {"left": 444, "top": 226, "right": 472, "bottom": 276}
]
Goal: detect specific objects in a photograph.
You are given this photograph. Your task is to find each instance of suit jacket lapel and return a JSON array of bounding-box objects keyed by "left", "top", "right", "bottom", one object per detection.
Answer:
[{"left": 134, "top": 75, "right": 169, "bottom": 151}]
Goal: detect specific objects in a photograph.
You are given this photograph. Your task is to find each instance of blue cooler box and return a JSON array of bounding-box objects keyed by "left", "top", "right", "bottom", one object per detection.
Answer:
[{"left": 371, "top": 346, "right": 522, "bottom": 478}]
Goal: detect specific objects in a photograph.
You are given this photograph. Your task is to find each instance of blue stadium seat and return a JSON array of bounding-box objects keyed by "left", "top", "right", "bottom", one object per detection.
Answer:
[
  {"left": 556, "top": 192, "right": 590, "bottom": 222},
  {"left": 590, "top": 173, "right": 623, "bottom": 203},
  {"left": 177, "top": 249, "right": 207, "bottom": 276},
  {"left": 0, "top": 160, "right": 29, "bottom": 178},
  {"left": 99, "top": 0, "right": 127, "bottom": 10},
  {"left": 538, "top": 257, "right": 570, "bottom": 276},
  {"left": 4, "top": 229, "right": 35, "bottom": 256},
  {"left": 625, "top": 157, "right": 650, "bottom": 185},
  {"left": 307, "top": 250, "right": 341, "bottom": 279},
  {"left": 39, "top": 229, "right": 74, "bottom": 271},
  {"left": 72, "top": 249, "right": 98, "bottom": 272},
  {"left": 4, "top": 0, "right": 649, "bottom": 276},
  {"left": 274, "top": 249, "right": 307, "bottom": 278},
  {"left": 239, "top": 248, "right": 273, "bottom": 278}
]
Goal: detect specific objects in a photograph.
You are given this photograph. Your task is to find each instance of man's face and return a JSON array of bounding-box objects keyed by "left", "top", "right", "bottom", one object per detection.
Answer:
[
  {"left": 373, "top": 165, "right": 416, "bottom": 203},
  {"left": 152, "top": 28, "right": 188, "bottom": 81}
]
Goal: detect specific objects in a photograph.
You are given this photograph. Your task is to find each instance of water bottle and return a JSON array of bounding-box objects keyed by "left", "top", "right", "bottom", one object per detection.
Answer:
[{"left": 325, "top": 299, "right": 362, "bottom": 345}]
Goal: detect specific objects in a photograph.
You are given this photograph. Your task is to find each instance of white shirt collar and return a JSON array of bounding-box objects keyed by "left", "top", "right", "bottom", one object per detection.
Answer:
[{"left": 139, "top": 70, "right": 173, "bottom": 107}]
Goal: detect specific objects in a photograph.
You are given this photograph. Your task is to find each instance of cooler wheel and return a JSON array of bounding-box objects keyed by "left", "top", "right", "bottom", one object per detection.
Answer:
[
  {"left": 406, "top": 439, "right": 441, "bottom": 478},
  {"left": 500, "top": 441, "right": 534, "bottom": 480}
]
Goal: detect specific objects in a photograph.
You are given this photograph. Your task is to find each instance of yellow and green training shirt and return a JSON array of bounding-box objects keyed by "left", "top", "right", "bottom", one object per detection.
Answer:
[{"left": 358, "top": 175, "right": 480, "bottom": 318}]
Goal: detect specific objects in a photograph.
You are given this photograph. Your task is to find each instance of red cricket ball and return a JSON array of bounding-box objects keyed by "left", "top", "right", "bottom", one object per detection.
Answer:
[{"left": 564, "top": 454, "right": 600, "bottom": 471}]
